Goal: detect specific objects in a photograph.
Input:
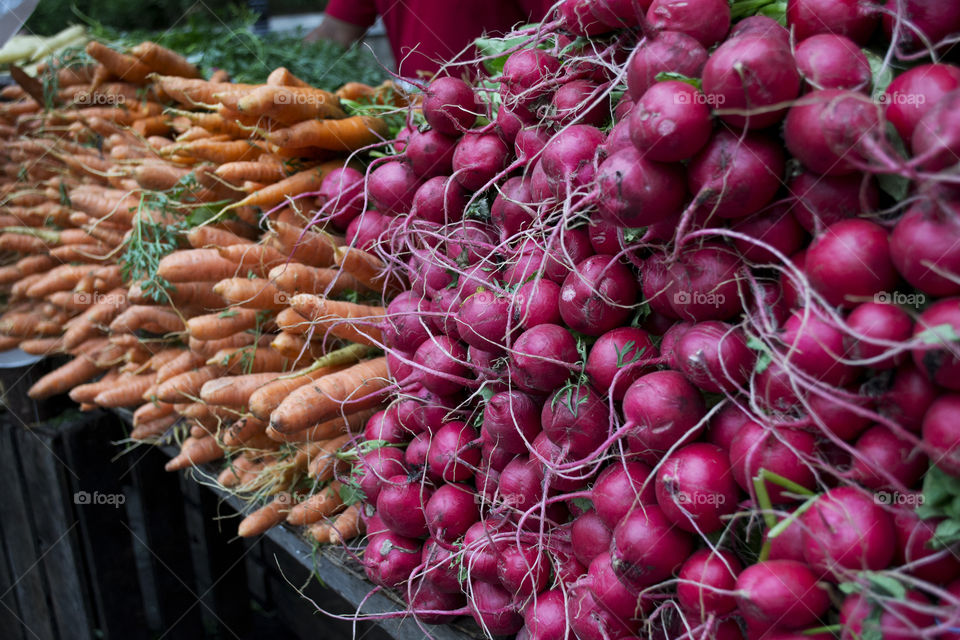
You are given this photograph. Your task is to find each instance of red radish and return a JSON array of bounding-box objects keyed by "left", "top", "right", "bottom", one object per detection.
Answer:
[
  {"left": 660, "top": 321, "right": 692, "bottom": 370},
  {"left": 386, "top": 351, "right": 415, "bottom": 384},
  {"left": 558, "top": 255, "right": 636, "bottom": 336},
  {"left": 629, "top": 81, "right": 713, "bottom": 162},
  {"left": 364, "top": 408, "right": 411, "bottom": 445},
  {"left": 383, "top": 291, "right": 432, "bottom": 353},
  {"left": 522, "top": 589, "right": 568, "bottom": 640},
  {"left": 894, "top": 509, "right": 960, "bottom": 584},
  {"left": 890, "top": 201, "right": 960, "bottom": 297},
  {"left": 395, "top": 386, "right": 459, "bottom": 434},
  {"left": 783, "top": 89, "right": 882, "bottom": 177},
  {"left": 587, "top": 219, "right": 621, "bottom": 256},
  {"left": 510, "top": 324, "right": 579, "bottom": 393},
  {"left": 611, "top": 504, "right": 693, "bottom": 587},
  {"left": 587, "top": 552, "right": 647, "bottom": 622},
  {"left": 540, "top": 125, "right": 605, "bottom": 196},
  {"left": 885, "top": 64, "right": 960, "bottom": 141},
  {"left": 730, "top": 15, "right": 790, "bottom": 42},
  {"left": 850, "top": 424, "right": 927, "bottom": 490},
  {"left": 571, "top": 509, "right": 613, "bottom": 567},
  {"left": 408, "top": 253, "right": 454, "bottom": 296},
  {"left": 497, "top": 543, "right": 549, "bottom": 599},
  {"left": 421, "top": 539, "right": 461, "bottom": 592},
  {"left": 498, "top": 456, "right": 542, "bottom": 513},
  {"left": 787, "top": 170, "right": 879, "bottom": 233},
  {"left": 729, "top": 421, "right": 816, "bottom": 503},
  {"left": 840, "top": 590, "right": 936, "bottom": 640},
  {"left": 411, "top": 175, "right": 467, "bottom": 225},
  {"left": 364, "top": 531, "right": 422, "bottom": 587},
  {"left": 491, "top": 177, "right": 534, "bottom": 238},
  {"left": 513, "top": 279, "right": 562, "bottom": 329},
  {"left": 624, "top": 370, "right": 707, "bottom": 457},
  {"left": 702, "top": 35, "right": 800, "bottom": 129},
  {"left": 406, "top": 129, "right": 457, "bottom": 179},
  {"left": 646, "top": 0, "right": 731, "bottom": 47},
  {"left": 408, "top": 577, "right": 465, "bottom": 624},
  {"left": 515, "top": 126, "right": 552, "bottom": 162},
  {"left": 346, "top": 210, "right": 390, "bottom": 250},
  {"left": 469, "top": 580, "right": 523, "bottom": 636},
  {"left": 801, "top": 486, "right": 896, "bottom": 575},
  {"left": 642, "top": 245, "right": 743, "bottom": 321},
  {"left": 655, "top": 443, "right": 739, "bottom": 533},
  {"left": 500, "top": 49, "right": 561, "bottom": 106},
  {"left": 878, "top": 363, "right": 939, "bottom": 432},
  {"left": 911, "top": 298, "right": 960, "bottom": 391},
  {"left": 543, "top": 226, "right": 595, "bottom": 284},
  {"left": 765, "top": 512, "right": 807, "bottom": 562},
  {"left": 596, "top": 147, "right": 687, "bottom": 228},
  {"left": 496, "top": 103, "right": 526, "bottom": 145},
  {"left": 677, "top": 549, "right": 741, "bottom": 616},
  {"left": 425, "top": 483, "right": 480, "bottom": 544},
  {"left": 882, "top": 0, "right": 960, "bottom": 54},
  {"left": 591, "top": 0, "right": 647, "bottom": 28},
  {"left": 452, "top": 133, "right": 509, "bottom": 191},
  {"left": 445, "top": 222, "right": 495, "bottom": 266},
  {"left": 531, "top": 432, "right": 592, "bottom": 494},
  {"left": 423, "top": 77, "right": 478, "bottom": 135},
  {"left": 921, "top": 393, "right": 960, "bottom": 475},
  {"left": 807, "top": 391, "right": 873, "bottom": 441},
  {"left": 731, "top": 205, "right": 806, "bottom": 265},
  {"left": 368, "top": 160, "right": 420, "bottom": 214},
  {"left": 541, "top": 383, "right": 608, "bottom": 458},
  {"left": 552, "top": 80, "right": 609, "bottom": 127},
  {"left": 559, "top": 0, "right": 608, "bottom": 36},
  {"left": 586, "top": 327, "right": 657, "bottom": 400},
  {"left": 795, "top": 34, "right": 872, "bottom": 91},
  {"left": 377, "top": 475, "right": 433, "bottom": 538},
  {"left": 846, "top": 302, "right": 912, "bottom": 370},
  {"left": 805, "top": 218, "right": 898, "bottom": 309},
  {"left": 482, "top": 390, "right": 541, "bottom": 454},
  {"left": 318, "top": 167, "right": 364, "bottom": 230},
  {"left": 627, "top": 31, "right": 708, "bottom": 100},
  {"left": 709, "top": 404, "right": 752, "bottom": 451},
  {"left": 568, "top": 582, "right": 637, "bottom": 640},
  {"left": 463, "top": 521, "right": 500, "bottom": 582},
  {"left": 674, "top": 321, "right": 755, "bottom": 393},
  {"left": 603, "top": 119, "right": 633, "bottom": 156},
  {"left": 427, "top": 421, "right": 480, "bottom": 483},
  {"left": 455, "top": 291, "right": 512, "bottom": 352},
  {"left": 787, "top": 0, "right": 878, "bottom": 43},
  {"left": 782, "top": 310, "right": 857, "bottom": 386},
  {"left": 592, "top": 461, "right": 656, "bottom": 529},
  {"left": 356, "top": 446, "right": 406, "bottom": 505},
  {"left": 413, "top": 336, "right": 469, "bottom": 397},
  {"left": 735, "top": 560, "right": 830, "bottom": 630},
  {"left": 688, "top": 130, "right": 785, "bottom": 219}
]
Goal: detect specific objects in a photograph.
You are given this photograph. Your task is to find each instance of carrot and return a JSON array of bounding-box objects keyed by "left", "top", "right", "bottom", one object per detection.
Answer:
[
  {"left": 0, "top": 233, "right": 46, "bottom": 253},
  {"left": 26, "top": 264, "right": 95, "bottom": 298},
  {"left": 270, "top": 331, "right": 325, "bottom": 361},
  {"left": 265, "top": 115, "right": 388, "bottom": 151},
  {"left": 20, "top": 337, "right": 64, "bottom": 355},
  {"left": 15, "top": 254, "right": 54, "bottom": 276},
  {"left": 186, "top": 309, "right": 259, "bottom": 341},
  {"left": 151, "top": 76, "right": 254, "bottom": 107},
  {"left": 165, "top": 434, "right": 225, "bottom": 471},
  {"left": 93, "top": 373, "right": 157, "bottom": 407},
  {"left": 266, "top": 67, "right": 310, "bottom": 88},
  {"left": 286, "top": 482, "right": 344, "bottom": 526},
  {"left": 186, "top": 225, "right": 253, "bottom": 249},
  {"left": 212, "top": 277, "right": 289, "bottom": 310},
  {"left": 328, "top": 505, "right": 363, "bottom": 544},
  {"left": 213, "top": 160, "right": 286, "bottom": 187},
  {"left": 132, "top": 400, "right": 174, "bottom": 426},
  {"left": 49, "top": 244, "right": 112, "bottom": 262},
  {"left": 199, "top": 372, "right": 283, "bottom": 407},
  {"left": 0, "top": 335, "right": 20, "bottom": 351},
  {"left": 206, "top": 346, "right": 292, "bottom": 375},
  {"left": 127, "top": 280, "right": 225, "bottom": 309},
  {"left": 269, "top": 357, "right": 390, "bottom": 434},
  {"left": 230, "top": 85, "right": 346, "bottom": 125},
  {"left": 109, "top": 305, "right": 185, "bottom": 335},
  {"left": 160, "top": 139, "right": 265, "bottom": 164},
  {"left": 266, "top": 406, "right": 377, "bottom": 443},
  {"left": 130, "top": 41, "right": 201, "bottom": 78},
  {"left": 246, "top": 343, "right": 371, "bottom": 420},
  {"left": 237, "top": 492, "right": 293, "bottom": 537},
  {"left": 68, "top": 369, "right": 122, "bottom": 404},
  {"left": 229, "top": 161, "right": 343, "bottom": 211},
  {"left": 218, "top": 453, "right": 254, "bottom": 486},
  {"left": 28, "top": 352, "right": 105, "bottom": 399},
  {"left": 289, "top": 293, "right": 385, "bottom": 347},
  {"left": 268, "top": 263, "right": 366, "bottom": 296},
  {"left": 130, "top": 413, "right": 179, "bottom": 440},
  {"left": 166, "top": 109, "right": 251, "bottom": 138},
  {"left": 217, "top": 244, "right": 287, "bottom": 275},
  {"left": 221, "top": 416, "right": 268, "bottom": 448},
  {"left": 156, "top": 249, "right": 242, "bottom": 283},
  {"left": 267, "top": 221, "right": 342, "bottom": 268},
  {"left": 334, "top": 246, "right": 404, "bottom": 295},
  {"left": 189, "top": 332, "right": 267, "bottom": 360},
  {"left": 154, "top": 365, "right": 221, "bottom": 403}
]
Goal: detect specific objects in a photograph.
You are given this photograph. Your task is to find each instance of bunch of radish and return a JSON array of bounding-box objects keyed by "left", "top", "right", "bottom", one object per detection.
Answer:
[{"left": 304, "top": 0, "right": 960, "bottom": 638}]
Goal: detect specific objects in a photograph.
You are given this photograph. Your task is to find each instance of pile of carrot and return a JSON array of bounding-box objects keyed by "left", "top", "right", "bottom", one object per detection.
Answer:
[{"left": 0, "top": 38, "right": 403, "bottom": 544}]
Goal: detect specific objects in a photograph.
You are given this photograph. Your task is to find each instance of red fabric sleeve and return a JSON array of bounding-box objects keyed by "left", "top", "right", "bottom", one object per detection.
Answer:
[{"left": 324, "top": 0, "right": 378, "bottom": 28}]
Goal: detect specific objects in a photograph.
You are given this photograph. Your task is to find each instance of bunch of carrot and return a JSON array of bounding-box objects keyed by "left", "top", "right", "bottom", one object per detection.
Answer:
[{"left": 0, "top": 38, "right": 403, "bottom": 544}]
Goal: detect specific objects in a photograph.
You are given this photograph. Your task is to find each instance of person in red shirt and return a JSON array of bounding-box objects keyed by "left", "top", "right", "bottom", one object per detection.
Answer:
[{"left": 306, "top": 0, "right": 551, "bottom": 77}]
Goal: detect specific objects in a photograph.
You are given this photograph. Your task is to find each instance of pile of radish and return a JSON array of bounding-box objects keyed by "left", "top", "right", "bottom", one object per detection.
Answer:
[{"left": 306, "top": 1, "right": 960, "bottom": 638}]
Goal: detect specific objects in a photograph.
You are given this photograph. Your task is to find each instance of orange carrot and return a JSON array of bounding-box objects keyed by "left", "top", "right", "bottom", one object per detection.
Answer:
[
  {"left": 151, "top": 76, "right": 253, "bottom": 107},
  {"left": 230, "top": 161, "right": 343, "bottom": 211},
  {"left": 206, "top": 346, "right": 293, "bottom": 374},
  {"left": 266, "top": 221, "right": 342, "bottom": 268},
  {"left": 156, "top": 249, "right": 242, "bottom": 283},
  {"left": 268, "top": 263, "right": 366, "bottom": 296},
  {"left": 286, "top": 482, "right": 344, "bottom": 526},
  {"left": 130, "top": 41, "right": 201, "bottom": 78},
  {"left": 269, "top": 357, "right": 390, "bottom": 433},
  {"left": 307, "top": 434, "right": 352, "bottom": 482},
  {"left": 28, "top": 352, "right": 105, "bottom": 399},
  {"left": 231, "top": 85, "right": 346, "bottom": 125},
  {"left": 130, "top": 413, "right": 179, "bottom": 440},
  {"left": 265, "top": 115, "right": 388, "bottom": 151},
  {"left": 237, "top": 492, "right": 292, "bottom": 537},
  {"left": 221, "top": 416, "right": 268, "bottom": 447},
  {"left": 267, "top": 406, "right": 377, "bottom": 443},
  {"left": 217, "top": 244, "right": 287, "bottom": 275},
  {"left": 212, "top": 277, "right": 289, "bottom": 310},
  {"left": 68, "top": 369, "right": 122, "bottom": 404},
  {"left": 85, "top": 42, "right": 152, "bottom": 84},
  {"left": 109, "top": 305, "right": 185, "bottom": 334},
  {"left": 199, "top": 372, "right": 283, "bottom": 407},
  {"left": 334, "top": 245, "right": 405, "bottom": 295},
  {"left": 186, "top": 308, "right": 259, "bottom": 340},
  {"left": 270, "top": 331, "right": 325, "bottom": 361},
  {"left": 93, "top": 373, "right": 157, "bottom": 407},
  {"left": 132, "top": 400, "right": 174, "bottom": 426},
  {"left": 19, "top": 337, "right": 64, "bottom": 355},
  {"left": 165, "top": 434, "right": 224, "bottom": 471},
  {"left": 0, "top": 233, "right": 46, "bottom": 253},
  {"left": 266, "top": 67, "right": 310, "bottom": 88},
  {"left": 186, "top": 225, "right": 253, "bottom": 249},
  {"left": 189, "top": 332, "right": 267, "bottom": 360},
  {"left": 328, "top": 505, "right": 363, "bottom": 544},
  {"left": 126, "top": 280, "right": 225, "bottom": 309},
  {"left": 214, "top": 160, "right": 287, "bottom": 186},
  {"left": 160, "top": 139, "right": 265, "bottom": 164},
  {"left": 289, "top": 293, "right": 385, "bottom": 347}
]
